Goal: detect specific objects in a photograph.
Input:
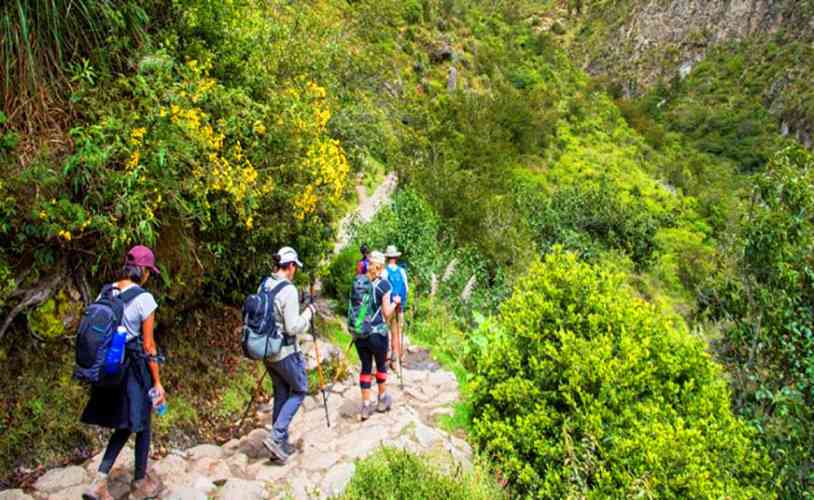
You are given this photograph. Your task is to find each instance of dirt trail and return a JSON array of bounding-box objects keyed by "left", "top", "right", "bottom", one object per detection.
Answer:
[{"left": 333, "top": 172, "right": 398, "bottom": 254}]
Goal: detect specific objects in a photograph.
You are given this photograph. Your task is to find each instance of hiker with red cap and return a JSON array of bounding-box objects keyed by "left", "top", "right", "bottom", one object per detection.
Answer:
[{"left": 81, "top": 245, "right": 165, "bottom": 500}]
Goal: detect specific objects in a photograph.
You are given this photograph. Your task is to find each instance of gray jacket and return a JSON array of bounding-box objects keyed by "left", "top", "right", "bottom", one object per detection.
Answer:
[{"left": 260, "top": 274, "right": 313, "bottom": 363}]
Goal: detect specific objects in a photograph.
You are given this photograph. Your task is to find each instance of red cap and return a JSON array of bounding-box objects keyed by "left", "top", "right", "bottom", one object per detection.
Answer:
[{"left": 126, "top": 245, "right": 160, "bottom": 274}]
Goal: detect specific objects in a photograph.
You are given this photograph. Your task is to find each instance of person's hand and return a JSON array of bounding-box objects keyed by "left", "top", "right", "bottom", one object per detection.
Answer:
[{"left": 152, "top": 384, "right": 166, "bottom": 405}]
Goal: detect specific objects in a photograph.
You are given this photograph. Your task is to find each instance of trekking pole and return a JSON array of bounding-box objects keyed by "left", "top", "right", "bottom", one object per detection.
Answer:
[
  {"left": 237, "top": 367, "right": 268, "bottom": 430},
  {"left": 309, "top": 282, "right": 331, "bottom": 428},
  {"left": 399, "top": 303, "right": 405, "bottom": 391}
]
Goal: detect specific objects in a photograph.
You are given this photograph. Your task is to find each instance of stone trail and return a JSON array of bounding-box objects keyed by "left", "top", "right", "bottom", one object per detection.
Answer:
[{"left": 2, "top": 339, "right": 470, "bottom": 500}]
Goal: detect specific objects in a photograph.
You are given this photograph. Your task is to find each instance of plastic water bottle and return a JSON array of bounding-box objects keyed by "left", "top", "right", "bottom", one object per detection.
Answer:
[
  {"left": 149, "top": 388, "right": 167, "bottom": 416},
  {"left": 104, "top": 326, "right": 127, "bottom": 375}
]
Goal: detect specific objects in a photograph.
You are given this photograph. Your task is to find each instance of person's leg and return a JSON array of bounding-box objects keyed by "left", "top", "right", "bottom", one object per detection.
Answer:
[
  {"left": 355, "top": 339, "right": 374, "bottom": 403},
  {"left": 133, "top": 426, "right": 151, "bottom": 481},
  {"left": 99, "top": 429, "right": 131, "bottom": 474},
  {"left": 270, "top": 354, "right": 307, "bottom": 444},
  {"left": 267, "top": 362, "right": 288, "bottom": 426},
  {"left": 388, "top": 314, "right": 400, "bottom": 368},
  {"left": 373, "top": 335, "right": 389, "bottom": 399}
]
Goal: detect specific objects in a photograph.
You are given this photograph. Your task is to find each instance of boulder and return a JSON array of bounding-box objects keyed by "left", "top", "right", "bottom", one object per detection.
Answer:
[
  {"left": 34, "top": 466, "right": 88, "bottom": 493},
  {"left": 414, "top": 422, "right": 442, "bottom": 449},
  {"left": 162, "top": 486, "right": 208, "bottom": 500},
  {"left": 248, "top": 460, "right": 294, "bottom": 482},
  {"left": 186, "top": 444, "right": 224, "bottom": 461},
  {"left": 0, "top": 490, "right": 34, "bottom": 500},
  {"left": 226, "top": 452, "right": 249, "bottom": 477},
  {"left": 163, "top": 473, "right": 216, "bottom": 496},
  {"left": 321, "top": 463, "right": 356, "bottom": 497},
  {"left": 45, "top": 485, "right": 86, "bottom": 500},
  {"left": 301, "top": 451, "right": 339, "bottom": 472},
  {"left": 215, "top": 479, "right": 267, "bottom": 500},
  {"left": 190, "top": 457, "right": 232, "bottom": 484},
  {"left": 240, "top": 429, "right": 270, "bottom": 459},
  {"left": 153, "top": 454, "right": 188, "bottom": 479}
]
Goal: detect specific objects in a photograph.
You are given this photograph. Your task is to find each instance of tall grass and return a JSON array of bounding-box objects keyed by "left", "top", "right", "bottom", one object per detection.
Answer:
[{"left": 1, "top": 0, "right": 150, "bottom": 128}]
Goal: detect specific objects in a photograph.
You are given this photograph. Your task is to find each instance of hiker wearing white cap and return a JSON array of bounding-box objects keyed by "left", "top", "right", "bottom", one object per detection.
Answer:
[
  {"left": 261, "top": 246, "right": 316, "bottom": 464},
  {"left": 383, "top": 245, "right": 408, "bottom": 371}
]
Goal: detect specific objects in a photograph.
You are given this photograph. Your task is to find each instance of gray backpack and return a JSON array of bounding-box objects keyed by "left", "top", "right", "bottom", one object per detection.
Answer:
[{"left": 241, "top": 280, "right": 291, "bottom": 360}]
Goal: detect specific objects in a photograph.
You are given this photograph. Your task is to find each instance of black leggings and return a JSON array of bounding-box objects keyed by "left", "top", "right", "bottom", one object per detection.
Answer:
[
  {"left": 356, "top": 334, "right": 389, "bottom": 389},
  {"left": 99, "top": 427, "right": 150, "bottom": 480}
]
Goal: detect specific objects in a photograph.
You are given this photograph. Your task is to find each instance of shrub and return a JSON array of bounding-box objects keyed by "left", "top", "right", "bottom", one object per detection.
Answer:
[
  {"left": 323, "top": 246, "right": 359, "bottom": 312},
  {"left": 467, "top": 249, "right": 772, "bottom": 498},
  {"left": 340, "top": 447, "right": 506, "bottom": 500}
]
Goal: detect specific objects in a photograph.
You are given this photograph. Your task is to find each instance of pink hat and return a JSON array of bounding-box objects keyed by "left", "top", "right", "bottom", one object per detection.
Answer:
[{"left": 126, "top": 245, "right": 160, "bottom": 274}]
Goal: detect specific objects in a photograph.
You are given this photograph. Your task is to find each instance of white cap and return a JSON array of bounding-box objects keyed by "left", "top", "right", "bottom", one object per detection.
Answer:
[
  {"left": 368, "top": 250, "right": 385, "bottom": 266},
  {"left": 277, "top": 247, "right": 304, "bottom": 268}
]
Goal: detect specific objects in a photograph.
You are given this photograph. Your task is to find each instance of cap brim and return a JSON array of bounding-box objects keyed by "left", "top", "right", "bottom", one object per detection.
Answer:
[
  {"left": 385, "top": 253, "right": 402, "bottom": 258},
  {"left": 295, "top": 259, "right": 304, "bottom": 268},
  {"left": 148, "top": 265, "right": 161, "bottom": 275}
]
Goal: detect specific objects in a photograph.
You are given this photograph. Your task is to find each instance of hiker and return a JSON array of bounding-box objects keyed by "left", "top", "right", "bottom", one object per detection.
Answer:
[
  {"left": 81, "top": 245, "right": 164, "bottom": 500},
  {"left": 261, "top": 247, "right": 316, "bottom": 463},
  {"left": 350, "top": 250, "right": 399, "bottom": 420},
  {"left": 356, "top": 243, "right": 370, "bottom": 275},
  {"left": 384, "top": 245, "right": 408, "bottom": 370}
]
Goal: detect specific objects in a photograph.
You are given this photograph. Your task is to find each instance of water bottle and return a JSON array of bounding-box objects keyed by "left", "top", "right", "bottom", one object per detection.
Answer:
[
  {"left": 104, "top": 326, "right": 127, "bottom": 375},
  {"left": 149, "top": 387, "right": 167, "bottom": 417}
]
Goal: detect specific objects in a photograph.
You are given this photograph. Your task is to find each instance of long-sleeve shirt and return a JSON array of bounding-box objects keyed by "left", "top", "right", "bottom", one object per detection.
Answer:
[{"left": 260, "top": 274, "right": 313, "bottom": 363}]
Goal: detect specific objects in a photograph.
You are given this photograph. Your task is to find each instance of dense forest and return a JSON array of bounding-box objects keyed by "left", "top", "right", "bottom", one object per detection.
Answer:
[{"left": 1, "top": 0, "right": 812, "bottom": 497}]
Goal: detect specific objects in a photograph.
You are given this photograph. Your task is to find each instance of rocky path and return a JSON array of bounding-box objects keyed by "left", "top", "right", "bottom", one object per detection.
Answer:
[
  {"left": 2, "top": 337, "right": 469, "bottom": 500},
  {"left": 333, "top": 172, "right": 398, "bottom": 254}
]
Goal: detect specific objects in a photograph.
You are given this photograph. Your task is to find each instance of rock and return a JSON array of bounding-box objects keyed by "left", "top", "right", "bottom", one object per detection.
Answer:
[
  {"left": 336, "top": 426, "right": 387, "bottom": 459},
  {"left": 249, "top": 460, "right": 294, "bottom": 482},
  {"left": 162, "top": 486, "right": 208, "bottom": 500},
  {"left": 447, "top": 66, "right": 458, "bottom": 91},
  {"left": 45, "top": 485, "right": 87, "bottom": 500},
  {"left": 34, "top": 466, "right": 88, "bottom": 493},
  {"left": 427, "top": 370, "right": 457, "bottom": 389},
  {"left": 240, "top": 429, "right": 270, "bottom": 459},
  {"left": 0, "top": 490, "right": 34, "bottom": 500},
  {"left": 153, "top": 454, "right": 188, "bottom": 479},
  {"left": 190, "top": 457, "right": 231, "bottom": 483},
  {"left": 216, "top": 479, "right": 267, "bottom": 500},
  {"left": 223, "top": 438, "right": 242, "bottom": 454},
  {"left": 321, "top": 462, "right": 356, "bottom": 497},
  {"left": 302, "top": 451, "right": 340, "bottom": 472},
  {"left": 403, "top": 386, "right": 430, "bottom": 402},
  {"left": 402, "top": 368, "right": 428, "bottom": 385},
  {"left": 414, "top": 422, "right": 442, "bottom": 449},
  {"left": 186, "top": 444, "right": 224, "bottom": 461},
  {"left": 85, "top": 446, "right": 134, "bottom": 476},
  {"left": 429, "top": 390, "right": 459, "bottom": 406},
  {"left": 226, "top": 453, "right": 249, "bottom": 477},
  {"left": 431, "top": 407, "right": 454, "bottom": 417},
  {"left": 164, "top": 473, "right": 216, "bottom": 495},
  {"left": 302, "top": 396, "right": 318, "bottom": 412},
  {"left": 338, "top": 398, "right": 360, "bottom": 419}
]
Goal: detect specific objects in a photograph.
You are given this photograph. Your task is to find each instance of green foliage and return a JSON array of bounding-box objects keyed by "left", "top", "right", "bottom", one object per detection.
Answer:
[
  {"left": 705, "top": 146, "right": 814, "bottom": 496},
  {"left": 340, "top": 447, "right": 506, "bottom": 500},
  {"left": 467, "top": 249, "right": 772, "bottom": 498},
  {"left": 323, "top": 246, "right": 359, "bottom": 312}
]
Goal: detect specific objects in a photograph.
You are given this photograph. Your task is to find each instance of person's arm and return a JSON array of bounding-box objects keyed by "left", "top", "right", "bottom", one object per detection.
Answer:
[
  {"left": 142, "top": 313, "right": 164, "bottom": 403},
  {"left": 382, "top": 287, "right": 398, "bottom": 319},
  {"left": 281, "top": 286, "right": 313, "bottom": 337}
]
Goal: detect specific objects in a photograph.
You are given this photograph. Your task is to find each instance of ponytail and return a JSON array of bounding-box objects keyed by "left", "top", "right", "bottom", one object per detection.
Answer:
[{"left": 272, "top": 253, "right": 282, "bottom": 272}]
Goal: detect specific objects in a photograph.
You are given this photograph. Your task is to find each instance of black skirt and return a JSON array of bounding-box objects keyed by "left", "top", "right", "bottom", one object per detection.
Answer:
[{"left": 81, "top": 345, "right": 153, "bottom": 433}]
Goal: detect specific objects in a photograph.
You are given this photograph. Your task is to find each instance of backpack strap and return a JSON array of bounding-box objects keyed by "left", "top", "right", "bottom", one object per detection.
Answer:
[{"left": 118, "top": 285, "right": 147, "bottom": 304}]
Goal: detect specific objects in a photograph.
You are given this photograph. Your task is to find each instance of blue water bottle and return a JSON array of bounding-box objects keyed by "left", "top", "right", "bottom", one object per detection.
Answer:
[
  {"left": 149, "top": 387, "right": 167, "bottom": 416},
  {"left": 104, "top": 326, "right": 127, "bottom": 375}
]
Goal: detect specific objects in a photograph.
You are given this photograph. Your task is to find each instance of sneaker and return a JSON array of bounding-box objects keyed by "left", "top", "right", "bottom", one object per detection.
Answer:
[
  {"left": 130, "top": 473, "right": 162, "bottom": 499},
  {"left": 360, "top": 401, "right": 374, "bottom": 421},
  {"left": 263, "top": 436, "right": 289, "bottom": 464},
  {"left": 377, "top": 393, "right": 393, "bottom": 413},
  {"left": 82, "top": 475, "right": 113, "bottom": 500}
]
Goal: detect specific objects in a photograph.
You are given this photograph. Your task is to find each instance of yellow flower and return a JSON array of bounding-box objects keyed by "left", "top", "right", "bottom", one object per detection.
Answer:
[
  {"left": 130, "top": 127, "right": 146, "bottom": 143},
  {"left": 127, "top": 150, "right": 141, "bottom": 169},
  {"left": 246, "top": 216, "right": 254, "bottom": 230},
  {"left": 253, "top": 120, "right": 267, "bottom": 136},
  {"left": 58, "top": 230, "right": 72, "bottom": 241},
  {"left": 39, "top": 211, "right": 48, "bottom": 220}
]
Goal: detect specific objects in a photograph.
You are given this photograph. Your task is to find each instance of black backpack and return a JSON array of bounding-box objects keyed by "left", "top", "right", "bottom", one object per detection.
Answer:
[
  {"left": 347, "top": 274, "right": 385, "bottom": 339},
  {"left": 242, "top": 279, "right": 291, "bottom": 360},
  {"left": 74, "top": 285, "right": 145, "bottom": 386}
]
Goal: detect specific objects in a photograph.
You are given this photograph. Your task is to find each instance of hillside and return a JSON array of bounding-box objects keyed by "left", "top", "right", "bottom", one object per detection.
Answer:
[{"left": 1, "top": 0, "right": 813, "bottom": 497}]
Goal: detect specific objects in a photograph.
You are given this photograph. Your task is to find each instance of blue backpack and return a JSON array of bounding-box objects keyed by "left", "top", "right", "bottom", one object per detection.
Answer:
[
  {"left": 74, "top": 285, "right": 145, "bottom": 386},
  {"left": 387, "top": 265, "right": 408, "bottom": 308},
  {"left": 242, "top": 279, "right": 291, "bottom": 360}
]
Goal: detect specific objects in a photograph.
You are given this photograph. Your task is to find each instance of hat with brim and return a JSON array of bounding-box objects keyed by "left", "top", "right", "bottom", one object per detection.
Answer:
[
  {"left": 384, "top": 245, "right": 402, "bottom": 258},
  {"left": 278, "top": 246, "right": 304, "bottom": 268},
  {"left": 126, "top": 245, "right": 160, "bottom": 274}
]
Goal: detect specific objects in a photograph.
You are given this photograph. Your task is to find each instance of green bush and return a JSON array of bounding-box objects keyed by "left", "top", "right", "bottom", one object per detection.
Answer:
[
  {"left": 467, "top": 249, "right": 773, "bottom": 498},
  {"left": 340, "top": 447, "right": 506, "bottom": 500},
  {"left": 323, "top": 246, "right": 359, "bottom": 312}
]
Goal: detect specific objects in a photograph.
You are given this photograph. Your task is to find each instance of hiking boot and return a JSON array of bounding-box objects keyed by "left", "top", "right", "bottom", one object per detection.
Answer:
[
  {"left": 360, "top": 401, "right": 375, "bottom": 421},
  {"left": 377, "top": 393, "right": 393, "bottom": 413},
  {"left": 82, "top": 475, "right": 113, "bottom": 500},
  {"left": 263, "top": 436, "right": 289, "bottom": 464},
  {"left": 130, "top": 473, "right": 162, "bottom": 499}
]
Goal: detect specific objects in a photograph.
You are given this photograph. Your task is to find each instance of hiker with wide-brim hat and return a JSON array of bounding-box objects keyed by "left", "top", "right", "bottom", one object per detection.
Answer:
[
  {"left": 349, "top": 251, "right": 399, "bottom": 420},
  {"left": 82, "top": 245, "right": 164, "bottom": 500},
  {"left": 261, "top": 247, "right": 316, "bottom": 464},
  {"left": 383, "top": 245, "right": 408, "bottom": 371}
]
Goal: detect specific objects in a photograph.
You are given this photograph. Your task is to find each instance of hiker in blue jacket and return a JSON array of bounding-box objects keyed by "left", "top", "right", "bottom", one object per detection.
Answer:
[{"left": 384, "top": 245, "right": 408, "bottom": 371}]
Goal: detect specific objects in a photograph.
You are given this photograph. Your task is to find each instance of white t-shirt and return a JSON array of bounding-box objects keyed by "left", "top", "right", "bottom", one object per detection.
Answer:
[{"left": 105, "top": 284, "right": 158, "bottom": 342}]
